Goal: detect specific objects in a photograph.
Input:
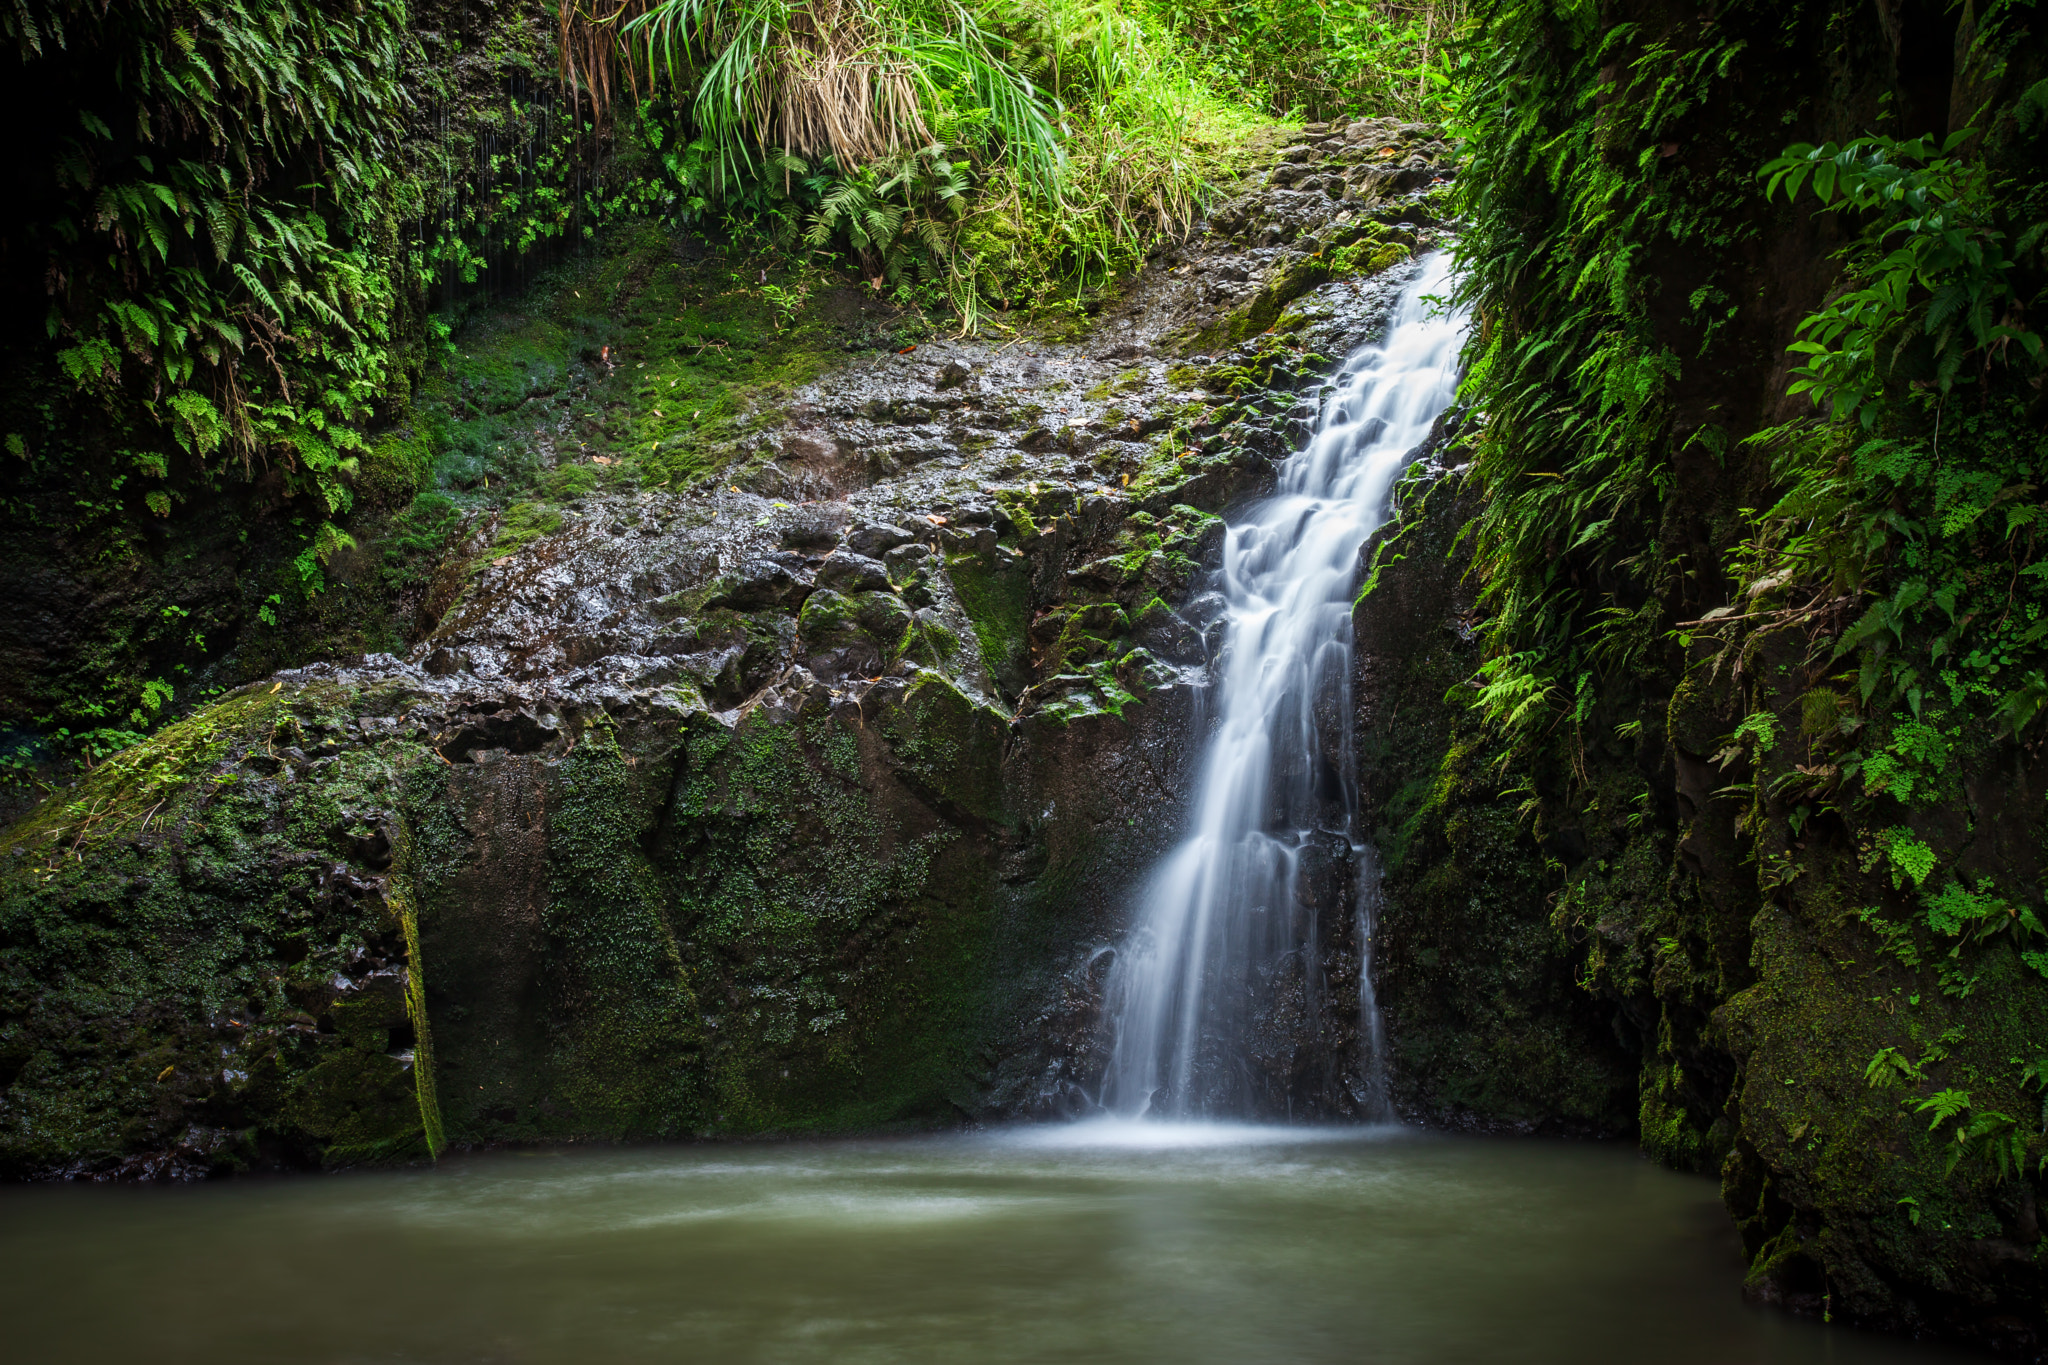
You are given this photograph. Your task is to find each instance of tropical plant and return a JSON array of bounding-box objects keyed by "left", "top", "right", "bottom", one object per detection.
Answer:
[
  {"left": 6, "top": 0, "right": 414, "bottom": 520},
  {"left": 559, "top": 0, "right": 1269, "bottom": 316},
  {"left": 1762, "top": 120, "right": 2047, "bottom": 427},
  {"left": 1142, "top": 0, "right": 1468, "bottom": 122}
]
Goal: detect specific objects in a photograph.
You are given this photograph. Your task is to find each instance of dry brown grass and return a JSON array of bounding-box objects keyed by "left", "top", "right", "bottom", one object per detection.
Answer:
[{"left": 558, "top": 0, "right": 938, "bottom": 165}]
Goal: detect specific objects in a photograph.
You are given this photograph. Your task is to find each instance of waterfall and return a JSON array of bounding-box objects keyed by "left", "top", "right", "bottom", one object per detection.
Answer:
[{"left": 1100, "top": 252, "right": 1470, "bottom": 1120}]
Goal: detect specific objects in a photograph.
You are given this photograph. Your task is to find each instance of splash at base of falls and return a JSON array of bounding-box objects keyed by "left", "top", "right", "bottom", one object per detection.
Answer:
[
  {"left": 1100, "top": 254, "right": 1470, "bottom": 1120},
  {"left": 994, "top": 1118, "right": 1406, "bottom": 1151}
]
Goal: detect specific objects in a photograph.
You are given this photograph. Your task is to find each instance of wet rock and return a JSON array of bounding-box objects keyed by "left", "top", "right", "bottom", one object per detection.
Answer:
[
  {"left": 437, "top": 709, "right": 559, "bottom": 763},
  {"left": 815, "top": 552, "right": 893, "bottom": 594},
  {"left": 883, "top": 542, "right": 933, "bottom": 574},
  {"left": 843, "top": 522, "right": 916, "bottom": 557},
  {"left": 705, "top": 553, "right": 814, "bottom": 611}
]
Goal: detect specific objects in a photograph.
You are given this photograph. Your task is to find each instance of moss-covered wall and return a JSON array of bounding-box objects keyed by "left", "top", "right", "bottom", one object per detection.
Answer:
[
  {"left": 0, "top": 668, "right": 1020, "bottom": 1169},
  {"left": 1355, "top": 471, "right": 1639, "bottom": 1135},
  {"left": 1423, "top": 0, "right": 2048, "bottom": 1348},
  {"left": 0, "top": 0, "right": 645, "bottom": 783},
  {"left": 0, "top": 115, "right": 1468, "bottom": 1175}
]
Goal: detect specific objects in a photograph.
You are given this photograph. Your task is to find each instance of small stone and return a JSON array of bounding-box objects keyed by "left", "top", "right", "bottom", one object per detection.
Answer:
[
  {"left": 843, "top": 522, "right": 915, "bottom": 556},
  {"left": 815, "top": 552, "right": 891, "bottom": 593}
]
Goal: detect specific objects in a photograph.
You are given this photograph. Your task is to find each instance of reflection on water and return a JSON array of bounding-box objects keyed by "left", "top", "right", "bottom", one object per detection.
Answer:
[{"left": 0, "top": 1126, "right": 1985, "bottom": 1364}]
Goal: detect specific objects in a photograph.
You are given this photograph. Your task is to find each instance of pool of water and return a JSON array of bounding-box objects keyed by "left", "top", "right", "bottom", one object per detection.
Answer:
[{"left": 0, "top": 1122, "right": 1985, "bottom": 1364}]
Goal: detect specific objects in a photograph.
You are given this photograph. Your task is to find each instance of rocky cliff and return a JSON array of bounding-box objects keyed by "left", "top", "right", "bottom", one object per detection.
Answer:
[{"left": 0, "top": 120, "right": 1473, "bottom": 1174}]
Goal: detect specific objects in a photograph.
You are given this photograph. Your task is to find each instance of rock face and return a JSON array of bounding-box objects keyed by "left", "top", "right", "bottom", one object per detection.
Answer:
[
  {"left": 1351, "top": 437, "right": 1640, "bottom": 1137},
  {"left": 0, "top": 121, "right": 1468, "bottom": 1174}
]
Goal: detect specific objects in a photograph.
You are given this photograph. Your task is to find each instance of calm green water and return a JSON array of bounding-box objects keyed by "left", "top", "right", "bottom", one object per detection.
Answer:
[{"left": 0, "top": 1122, "right": 1984, "bottom": 1364}]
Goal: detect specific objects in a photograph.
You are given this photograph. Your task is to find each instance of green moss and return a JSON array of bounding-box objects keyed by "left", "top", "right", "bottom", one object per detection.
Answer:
[
  {"left": 655, "top": 701, "right": 999, "bottom": 1134},
  {"left": 388, "top": 832, "right": 444, "bottom": 1158},
  {"left": 877, "top": 674, "right": 1010, "bottom": 821},
  {"left": 283, "top": 1049, "right": 429, "bottom": 1169},
  {"left": 538, "top": 719, "right": 704, "bottom": 1136},
  {"left": 799, "top": 590, "right": 915, "bottom": 677},
  {"left": 798, "top": 588, "right": 859, "bottom": 634},
  {"left": 490, "top": 500, "right": 562, "bottom": 555},
  {"left": 0, "top": 678, "right": 444, "bottom": 1175},
  {"left": 543, "top": 462, "right": 601, "bottom": 501},
  {"left": 355, "top": 432, "right": 432, "bottom": 511},
  {"left": 946, "top": 554, "right": 1031, "bottom": 692}
]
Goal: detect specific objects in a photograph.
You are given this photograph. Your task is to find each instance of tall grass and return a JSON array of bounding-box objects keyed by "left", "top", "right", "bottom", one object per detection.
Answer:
[
  {"left": 959, "top": 0, "right": 1269, "bottom": 313},
  {"left": 553, "top": 0, "right": 1475, "bottom": 326},
  {"left": 554, "top": 0, "right": 1280, "bottom": 323},
  {"left": 617, "top": 0, "right": 1066, "bottom": 192}
]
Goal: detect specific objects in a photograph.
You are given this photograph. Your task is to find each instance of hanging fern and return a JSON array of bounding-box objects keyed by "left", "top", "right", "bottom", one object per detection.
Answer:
[{"left": 5, "top": 0, "right": 412, "bottom": 512}]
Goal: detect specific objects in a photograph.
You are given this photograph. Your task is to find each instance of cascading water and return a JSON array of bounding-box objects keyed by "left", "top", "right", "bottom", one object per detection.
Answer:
[{"left": 1101, "top": 252, "right": 1470, "bottom": 1119}]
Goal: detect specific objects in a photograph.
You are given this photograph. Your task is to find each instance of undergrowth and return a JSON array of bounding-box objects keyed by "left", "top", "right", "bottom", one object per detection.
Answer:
[
  {"left": 1451, "top": 0, "right": 2048, "bottom": 1216},
  {"left": 566, "top": 0, "right": 1280, "bottom": 322}
]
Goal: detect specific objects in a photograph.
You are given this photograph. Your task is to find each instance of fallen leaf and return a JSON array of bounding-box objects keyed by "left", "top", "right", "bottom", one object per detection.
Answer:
[
  {"left": 269, "top": 682, "right": 282, "bottom": 694},
  {"left": 156, "top": 1065, "right": 174, "bottom": 1082},
  {"left": 927, "top": 514, "right": 948, "bottom": 526}
]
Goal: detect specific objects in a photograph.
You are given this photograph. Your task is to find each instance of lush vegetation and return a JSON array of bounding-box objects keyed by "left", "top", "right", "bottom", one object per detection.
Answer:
[
  {"left": 1456, "top": 0, "right": 2048, "bottom": 1046},
  {"left": 4, "top": 0, "right": 414, "bottom": 560},
  {"left": 0, "top": 0, "right": 1453, "bottom": 733},
  {"left": 1, "top": 0, "right": 1402, "bottom": 779},
  {"left": 559, "top": 0, "right": 1281, "bottom": 321},
  {"left": 11, "top": 0, "right": 2048, "bottom": 1340},
  {"left": 1143, "top": 0, "right": 1465, "bottom": 123},
  {"left": 1446, "top": 0, "right": 2048, "bottom": 1331}
]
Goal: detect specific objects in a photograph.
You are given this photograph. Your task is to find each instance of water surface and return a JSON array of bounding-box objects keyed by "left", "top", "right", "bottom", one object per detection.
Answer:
[{"left": 0, "top": 1124, "right": 1984, "bottom": 1363}]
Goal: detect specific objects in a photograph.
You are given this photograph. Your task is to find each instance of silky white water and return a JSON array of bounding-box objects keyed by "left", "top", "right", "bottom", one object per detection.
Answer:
[{"left": 1102, "top": 253, "right": 1470, "bottom": 1118}]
